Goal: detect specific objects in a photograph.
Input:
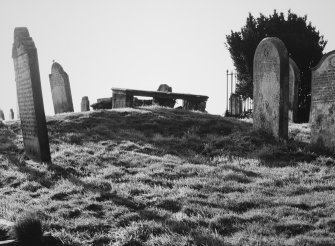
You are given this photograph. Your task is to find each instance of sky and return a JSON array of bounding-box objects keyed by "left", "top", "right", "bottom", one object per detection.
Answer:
[{"left": 0, "top": 0, "right": 334, "bottom": 117}]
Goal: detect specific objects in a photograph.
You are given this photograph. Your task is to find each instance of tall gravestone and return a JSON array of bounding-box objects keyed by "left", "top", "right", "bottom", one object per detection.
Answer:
[
  {"left": 310, "top": 50, "right": 335, "bottom": 152},
  {"left": 289, "top": 58, "right": 300, "bottom": 123},
  {"left": 9, "top": 109, "right": 14, "bottom": 120},
  {"left": 49, "top": 62, "right": 74, "bottom": 114},
  {"left": 0, "top": 110, "right": 4, "bottom": 120},
  {"left": 253, "top": 37, "right": 289, "bottom": 139},
  {"left": 81, "top": 96, "right": 90, "bottom": 112},
  {"left": 12, "top": 27, "right": 51, "bottom": 162}
]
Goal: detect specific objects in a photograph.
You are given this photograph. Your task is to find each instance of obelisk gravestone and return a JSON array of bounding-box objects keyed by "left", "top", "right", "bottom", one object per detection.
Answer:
[
  {"left": 253, "top": 37, "right": 289, "bottom": 139},
  {"left": 12, "top": 27, "right": 51, "bottom": 162}
]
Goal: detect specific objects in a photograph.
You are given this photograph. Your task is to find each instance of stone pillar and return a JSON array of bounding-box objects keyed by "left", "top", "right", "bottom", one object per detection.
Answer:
[
  {"left": 12, "top": 27, "right": 51, "bottom": 162},
  {"left": 9, "top": 109, "right": 14, "bottom": 120},
  {"left": 0, "top": 110, "right": 4, "bottom": 120},
  {"left": 81, "top": 96, "right": 90, "bottom": 112},
  {"left": 253, "top": 37, "right": 289, "bottom": 139},
  {"left": 49, "top": 62, "right": 74, "bottom": 114},
  {"left": 288, "top": 58, "right": 300, "bottom": 123}
]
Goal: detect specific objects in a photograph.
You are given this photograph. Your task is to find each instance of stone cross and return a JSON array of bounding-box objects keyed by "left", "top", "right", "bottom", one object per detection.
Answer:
[
  {"left": 288, "top": 58, "right": 300, "bottom": 123},
  {"left": 49, "top": 62, "right": 74, "bottom": 114},
  {"left": 81, "top": 96, "right": 90, "bottom": 112},
  {"left": 12, "top": 27, "right": 51, "bottom": 162},
  {"left": 310, "top": 50, "right": 335, "bottom": 152},
  {"left": 253, "top": 37, "right": 289, "bottom": 139}
]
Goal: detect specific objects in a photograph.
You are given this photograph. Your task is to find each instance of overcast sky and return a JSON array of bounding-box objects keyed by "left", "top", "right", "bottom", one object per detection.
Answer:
[{"left": 0, "top": 0, "right": 334, "bottom": 117}]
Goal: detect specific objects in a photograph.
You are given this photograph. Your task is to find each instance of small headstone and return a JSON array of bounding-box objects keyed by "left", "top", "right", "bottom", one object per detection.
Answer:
[
  {"left": 253, "top": 37, "right": 289, "bottom": 139},
  {"left": 9, "top": 109, "right": 14, "bottom": 120},
  {"left": 0, "top": 110, "right": 4, "bottom": 120},
  {"left": 289, "top": 58, "right": 300, "bottom": 123},
  {"left": 49, "top": 62, "right": 74, "bottom": 114},
  {"left": 12, "top": 27, "right": 51, "bottom": 162},
  {"left": 310, "top": 50, "right": 335, "bottom": 152},
  {"left": 81, "top": 96, "right": 90, "bottom": 112}
]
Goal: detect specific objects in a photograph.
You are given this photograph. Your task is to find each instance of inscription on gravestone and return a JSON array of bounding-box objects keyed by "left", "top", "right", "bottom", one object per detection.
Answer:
[
  {"left": 12, "top": 27, "right": 51, "bottom": 162},
  {"left": 49, "top": 62, "right": 74, "bottom": 114},
  {"left": 253, "top": 37, "right": 289, "bottom": 139},
  {"left": 288, "top": 58, "right": 300, "bottom": 123},
  {"left": 310, "top": 50, "right": 335, "bottom": 152}
]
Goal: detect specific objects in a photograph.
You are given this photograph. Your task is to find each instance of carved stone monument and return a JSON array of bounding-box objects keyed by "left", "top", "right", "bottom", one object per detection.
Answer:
[
  {"left": 289, "top": 58, "right": 300, "bottom": 123},
  {"left": 49, "top": 62, "right": 74, "bottom": 114},
  {"left": 310, "top": 50, "right": 335, "bottom": 152},
  {"left": 9, "top": 109, "right": 14, "bottom": 120},
  {"left": 81, "top": 96, "right": 90, "bottom": 112},
  {"left": 253, "top": 37, "right": 289, "bottom": 139},
  {"left": 12, "top": 27, "right": 51, "bottom": 162},
  {"left": 0, "top": 110, "right": 4, "bottom": 120}
]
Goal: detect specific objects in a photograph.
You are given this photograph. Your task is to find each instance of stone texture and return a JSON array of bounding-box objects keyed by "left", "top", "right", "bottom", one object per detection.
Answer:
[
  {"left": 253, "top": 37, "right": 289, "bottom": 139},
  {"left": 9, "top": 109, "right": 14, "bottom": 120},
  {"left": 12, "top": 27, "right": 51, "bottom": 162},
  {"left": 229, "top": 94, "right": 243, "bottom": 116},
  {"left": 153, "top": 84, "right": 175, "bottom": 108},
  {"left": 310, "top": 50, "right": 335, "bottom": 152},
  {"left": 0, "top": 110, "right": 4, "bottom": 120},
  {"left": 91, "top": 98, "right": 113, "bottom": 110},
  {"left": 81, "top": 96, "right": 90, "bottom": 111},
  {"left": 289, "top": 58, "right": 300, "bottom": 122},
  {"left": 49, "top": 62, "right": 74, "bottom": 114}
]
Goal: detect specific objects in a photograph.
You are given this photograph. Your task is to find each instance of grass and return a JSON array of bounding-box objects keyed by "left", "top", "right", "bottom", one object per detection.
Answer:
[{"left": 0, "top": 107, "right": 335, "bottom": 245}]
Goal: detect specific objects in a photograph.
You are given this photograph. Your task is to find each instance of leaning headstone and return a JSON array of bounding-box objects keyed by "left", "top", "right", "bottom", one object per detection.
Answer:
[
  {"left": 9, "top": 109, "right": 14, "bottom": 120},
  {"left": 0, "top": 110, "right": 4, "bottom": 120},
  {"left": 49, "top": 62, "right": 74, "bottom": 114},
  {"left": 310, "top": 50, "right": 335, "bottom": 152},
  {"left": 12, "top": 27, "right": 51, "bottom": 162},
  {"left": 288, "top": 58, "right": 300, "bottom": 123},
  {"left": 253, "top": 37, "right": 289, "bottom": 139},
  {"left": 81, "top": 96, "right": 90, "bottom": 112}
]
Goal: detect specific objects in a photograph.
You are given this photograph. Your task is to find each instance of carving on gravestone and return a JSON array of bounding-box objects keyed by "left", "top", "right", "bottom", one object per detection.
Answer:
[
  {"left": 310, "top": 50, "right": 335, "bottom": 152},
  {"left": 288, "top": 58, "right": 300, "bottom": 123},
  {"left": 253, "top": 37, "right": 289, "bottom": 139},
  {"left": 12, "top": 27, "right": 51, "bottom": 162},
  {"left": 9, "top": 109, "right": 14, "bottom": 120},
  {"left": 49, "top": 62, "right": 74, "bottom": 114},
  {"left": 81, "top": 96, "right": 90, "bottom": 112},
  {"left": 0, "top": 110, "right": 4, "bottom": 120}
]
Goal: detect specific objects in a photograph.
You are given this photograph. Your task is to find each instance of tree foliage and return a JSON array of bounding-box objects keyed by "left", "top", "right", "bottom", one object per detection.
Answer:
[{"left": 226, "top": 10, "right": 327, "bottom": 122}]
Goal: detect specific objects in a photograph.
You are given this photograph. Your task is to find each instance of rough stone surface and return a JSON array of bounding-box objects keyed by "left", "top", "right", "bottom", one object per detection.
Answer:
[
  {"left": 12, "top": 27, "right": 51, "bottom": 162},
  {"left": 310, "top": 50, "right": 335, "bottom": 152},
  {"left": 229, "top": 94, "right": 243, "bottom": 115},
  {"left": 9, "top": 109, "right": 14, "bottom": 120},
  {"left": 81, "top": 96, "right": 90, "bottom": 112},
  {"left": 289, "top": 58, "right": 300, "bottom": 122},
  {"left": 153, "top": 84, "right": 175, "bottom": 108},
  {"left": 0, "top": 110, "right": 4, "bottom": 120},
  {"left": 49, "top": 62, "right": 74, "bottom": 114},
  {"left": 253, "top": 37, "right": 289, "bottom": 139}
]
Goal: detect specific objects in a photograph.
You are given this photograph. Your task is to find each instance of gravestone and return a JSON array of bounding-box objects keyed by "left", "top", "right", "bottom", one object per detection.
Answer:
[
  {"left": 49, "top": 62, "right": 74, "bottom": 114},
  {"left": 0, "top": 110, "right": 4, "bottom": 120},
  {"left": 81, "top": 96, "right": 90, "bottom": 112},
  {"left": 9, "top": 109, "right": 14, "bottom": 120},
  {"left": 153, "top": 84, "right": 175, "bottom": 107},
  {"left": 310, "top": 50, "right": 335, "bottom": 152},
  {"left": 289, "top": 58, "right": 300, "bottom": 123},
  {"left": 12, "top": 27, "right": 51, "bottom": 162},
  {"left": 253, "top": 37, "right": 289, "bottom": 139}
]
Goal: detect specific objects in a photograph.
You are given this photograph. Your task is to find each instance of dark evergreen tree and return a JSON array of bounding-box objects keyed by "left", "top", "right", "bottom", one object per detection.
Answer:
[{"left": 226, "top": 10, "right": 327, "bottom": 122}]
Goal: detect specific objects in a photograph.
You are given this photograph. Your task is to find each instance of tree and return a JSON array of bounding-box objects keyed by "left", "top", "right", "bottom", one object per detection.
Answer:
[{"left": 226, "top": 10, "right": 327, "bottom": 122}]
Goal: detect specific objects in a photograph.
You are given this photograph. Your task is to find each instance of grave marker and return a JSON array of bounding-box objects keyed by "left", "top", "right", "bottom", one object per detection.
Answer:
[
  {"left": 81, "top": 96, "right": 90, "bottom": 112},
  {"left": 12, "top": 27, "right": 51, "bottom": 162},
  {"left": 9, "top": 109, "right": 14, "bottom": 120},
  {"left": 0, "top": 110, "right": 4, "bottom": 121},
  {"left": 253, "top": 37, "right": 289, "bottom": 139},
  {"left": 289, "top": 58, "right": 300, "bottom": 123}
]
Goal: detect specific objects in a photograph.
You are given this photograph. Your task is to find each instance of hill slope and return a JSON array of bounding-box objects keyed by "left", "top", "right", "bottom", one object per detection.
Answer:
[{"left": 0, "top": 107, "right": 335, "bottom": 246}]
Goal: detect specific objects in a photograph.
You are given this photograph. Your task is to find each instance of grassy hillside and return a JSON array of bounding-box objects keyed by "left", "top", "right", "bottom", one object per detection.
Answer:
[{"left": 0, "top": 107, "right": 335, "bottom": 246}]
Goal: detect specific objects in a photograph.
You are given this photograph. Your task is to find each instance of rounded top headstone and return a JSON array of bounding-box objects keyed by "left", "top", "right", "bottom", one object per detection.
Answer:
[
  {"left": 254, "top": 37, "right": 288, "bottom": 66},
  {"left": 157, "top": 84, "right": 172, "bottom": 92},
  {"left": 311, "top": 50, "right": 335, "bottom": 72}
]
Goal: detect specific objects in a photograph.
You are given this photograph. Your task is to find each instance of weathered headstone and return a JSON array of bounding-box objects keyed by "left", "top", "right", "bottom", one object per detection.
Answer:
[
  {"left": 0, "top": 110, "right": 4, "bottom": 120},
  {"left": 81, "top": 96, "right": 90, "bottom": 112},
  {"left": 9, "top": 109, "right": 14, "bottom": 120},
  {"left": 289, "top": 58, "right": 300, "bottom": 123},
  {"left": 12, "top": 27, "right": 51, "bottom": 162},
  {"left": 310, "top": 50, "right": 335, "bottom": 152},
  {"left": 49, "top": 62, "right": 74, "bottom": 114},
  {"left": 253, "top": 37, "right": 289, "bottom": 139}
]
